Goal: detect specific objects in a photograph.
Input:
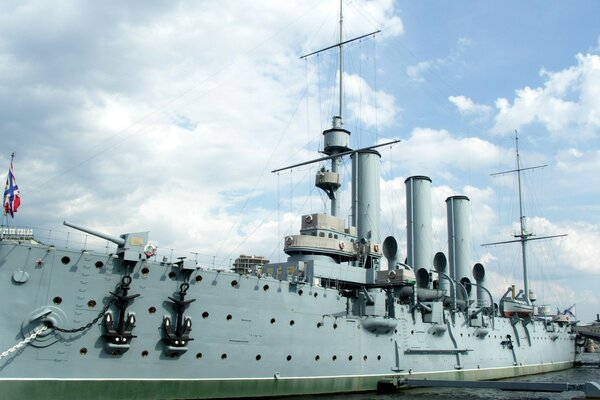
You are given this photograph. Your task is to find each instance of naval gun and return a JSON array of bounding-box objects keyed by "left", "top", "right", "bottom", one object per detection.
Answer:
[{"left": 63, "top": 221, "right": 151, "bottom": 262}]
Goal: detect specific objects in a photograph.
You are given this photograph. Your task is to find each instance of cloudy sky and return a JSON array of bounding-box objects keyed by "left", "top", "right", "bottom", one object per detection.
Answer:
[{"left": 1, "top": 1, "right": 600, "bottom": 322}]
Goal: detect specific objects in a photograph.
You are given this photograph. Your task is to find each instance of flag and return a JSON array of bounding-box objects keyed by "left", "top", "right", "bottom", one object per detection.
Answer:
[{"left": 3, "top": 157, "right": 20, "bottom": 217}]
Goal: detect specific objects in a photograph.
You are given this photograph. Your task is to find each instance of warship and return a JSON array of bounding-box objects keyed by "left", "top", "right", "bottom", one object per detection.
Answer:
[{"left": 0, "top": 6, "right": 582, "bottom": 400}]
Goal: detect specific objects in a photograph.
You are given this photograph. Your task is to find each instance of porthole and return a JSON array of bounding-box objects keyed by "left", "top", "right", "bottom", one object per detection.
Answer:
[
  {"left": 226, "top": 314, "right": 232, "bottom": 321},
  {"left": 61, "top": 256, "right": 70, "bottom": 265},
  {"left": 195, "top": 275, "right": 203, "bottom": 282},
  {"left": 333, "top": 323, "right": 338, "bottom": 329},
  {"left": 348, "top": 355, "right": 353, "bottom": 361},
  {"left": 231, "top": 280, "right": 238, "bottom": 287},
  {"left": 148, "top": 306, "right": 156, "bottom": 314},
  {"left": 377, "top": 355, "right": 381, "bottom": 360},
  {"left": 202, "top": 311, "right": 209, "bottom": 319},
  {"left": 411, "top": 330, "right": 414, "bottom": 335},
  {"left": 315, "top": 355, "right": 320, "bottom": 361},
  {"left": 80, "top": 347, "right": 87, "bottom": 356},
  {"left": 196, "top": 353, "right": 203, "bottom": 359},
  {"left": 141, "top": 350, "right": 149, "bottom": 357},
  {"left": 313, "top": 292, "right": 318, "bottom": 298},
  {"left": 87, "top": 300, "right": 96, "bottom": 309},
  {"left": 95, "top": 261, "right": 104, "bottom": 269},
  {"left": 289, "top": 320, "right": 295, "bottom": 326},
  {"left": 168, "top": 271, "right": 176, "bottom": 279},
  {"left": 221, "top": 353, "right": 227, "bottom": 360},
  {"left": 141, "top": 267, "right": 150, "bottom": 275},
  {"left": 317, "top": 322, "right": 322, "bottom": 328},
  {"left": 270, "top": 318, "right": 276, "bottom": 324},
  {"left": 286, "top": 355, "right": 292, "bottom": 361},
  {"left": 298, "top": 289, "right": 303, "bottom": 296},
  {"left": 332, "top": 355, "right": 337, "bottom": 361},
  {"left": 263, "top": 284, "right": 269, "bottom": 291},
  {"left": 256, "top": 355, "right": 261, "bottom": 361},
  {"left": 53, "top": 296, "right": 62, "bottom": 305},
  {"left": 363, "top": 355, "right": 368, "bottom": 361}
]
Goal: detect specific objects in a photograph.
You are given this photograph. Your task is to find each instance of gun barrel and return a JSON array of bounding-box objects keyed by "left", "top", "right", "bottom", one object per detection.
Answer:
[{"left": 63, "top": 221, "right": 126, "bottom": 246}]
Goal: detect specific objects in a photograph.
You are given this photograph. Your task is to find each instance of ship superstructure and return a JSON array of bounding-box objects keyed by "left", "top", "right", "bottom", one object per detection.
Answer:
[{"left": 0, "top": 5, "right": 581, "bottom": 400}]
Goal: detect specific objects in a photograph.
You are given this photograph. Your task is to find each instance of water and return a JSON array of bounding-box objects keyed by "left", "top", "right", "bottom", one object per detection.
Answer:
[{"left": 294, "top": 353, "right": 600, "bottom": 400}]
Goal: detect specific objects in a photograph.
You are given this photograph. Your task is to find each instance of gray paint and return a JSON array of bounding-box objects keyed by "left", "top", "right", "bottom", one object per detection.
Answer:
[
  {"left": 352, "top": 150, "right": 381, "bottom": 245},
  {"left": 446, "top": 195, "right": 472, "bottom": 299},
  {"left": 405, "top": 176, "right": 433, "bottom": 286}
]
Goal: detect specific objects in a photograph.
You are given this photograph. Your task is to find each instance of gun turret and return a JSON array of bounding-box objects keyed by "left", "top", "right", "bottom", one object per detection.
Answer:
[
  {"left": 63, "top": 221, "right": 126, "bottom": 246},
  {"left": 64, "top": 221, "right": 151, "bottom": 262}
]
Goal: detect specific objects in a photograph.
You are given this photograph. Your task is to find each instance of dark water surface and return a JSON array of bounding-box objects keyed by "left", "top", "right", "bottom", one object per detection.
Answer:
[{"left": 293, "top": 353, "right": 600, "bottom": 400}]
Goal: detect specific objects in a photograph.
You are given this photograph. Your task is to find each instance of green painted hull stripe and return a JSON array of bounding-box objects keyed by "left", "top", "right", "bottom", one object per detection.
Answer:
[{"left": 1, "top": 362, "right": 573, "bottom": 400}]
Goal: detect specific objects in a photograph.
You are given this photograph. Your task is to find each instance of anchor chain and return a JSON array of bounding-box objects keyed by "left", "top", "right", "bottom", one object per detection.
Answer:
[
  {"left": 2, "top": 275, "right": 130, "bottom": 358},
  {"left": 52, "top": 275, "right": 129, "bottom": 333},
  {"left": 53, "top": 296, "right": 117, "bottom": 333},
  {"left": 0, "top": 325, "right": 48, "bottom": 360}
]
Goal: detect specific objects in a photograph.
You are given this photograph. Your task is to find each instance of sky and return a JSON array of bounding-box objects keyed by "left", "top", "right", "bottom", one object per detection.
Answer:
[{"left": 1, "top": 1, "right": 600, "bottom": 322}]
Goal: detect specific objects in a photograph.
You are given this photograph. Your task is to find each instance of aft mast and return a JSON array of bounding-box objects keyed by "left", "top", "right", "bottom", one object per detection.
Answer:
[{"left": 484, "top": 131, "right": 566, "bottom": 306}]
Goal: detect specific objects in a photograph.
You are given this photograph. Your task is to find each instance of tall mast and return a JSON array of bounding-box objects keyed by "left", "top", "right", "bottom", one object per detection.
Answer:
[
  {"left": 338, "top": 0, "right": 343, "bottom": 120},
  {"left": 483, "top": 131, "right": 566, "bottom": 305},
  {"left": 514, "top": 131, "right": 532, "bottom": 304},
  {"left": 299, "top": 3, "right": 379, "bottom": 218},
  {"left": 330, "top": 0, "right": 344, "bottom": 217}
]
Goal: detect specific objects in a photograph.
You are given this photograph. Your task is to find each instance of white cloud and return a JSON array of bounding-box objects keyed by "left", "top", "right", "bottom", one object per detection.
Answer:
[
  {"left": 448, "top": 95, "right": 492, "bottom": 117},
  {"left": 344, "top": 72, "right": 399, "bottom": 127},
  {"left": 392, "top": 128, "right": 508, "bottom": 180},
  {"left": 406, "top": 37, "right": 472, "bottom": 82},
  {"left": 492, "top": 53, "right": 600, "bottom": 139},
  {"left": 407, "top": 61, "right": 432, "bottom": 83},
  {"left": 556, "top": 147, "right": 600, "bottom": 175},
  {"left": 346, "top": 0, "right": 404, "bottom": 39}
]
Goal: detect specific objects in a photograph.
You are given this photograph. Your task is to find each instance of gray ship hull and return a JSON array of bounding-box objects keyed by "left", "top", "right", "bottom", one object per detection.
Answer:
[{"left": 0, "top": 236, "right": 577, "bottom": 399}]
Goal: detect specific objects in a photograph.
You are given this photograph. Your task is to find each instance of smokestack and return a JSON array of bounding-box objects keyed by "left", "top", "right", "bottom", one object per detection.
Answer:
[
  {"left": 352, "top": 150, "right": 381, "bottom": 245},
  {"left": 446, "top": 195, "right": 472, "bottom": 300},
  {"left": 405, "top": 176, "right": 432, "bottom": 288}
]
